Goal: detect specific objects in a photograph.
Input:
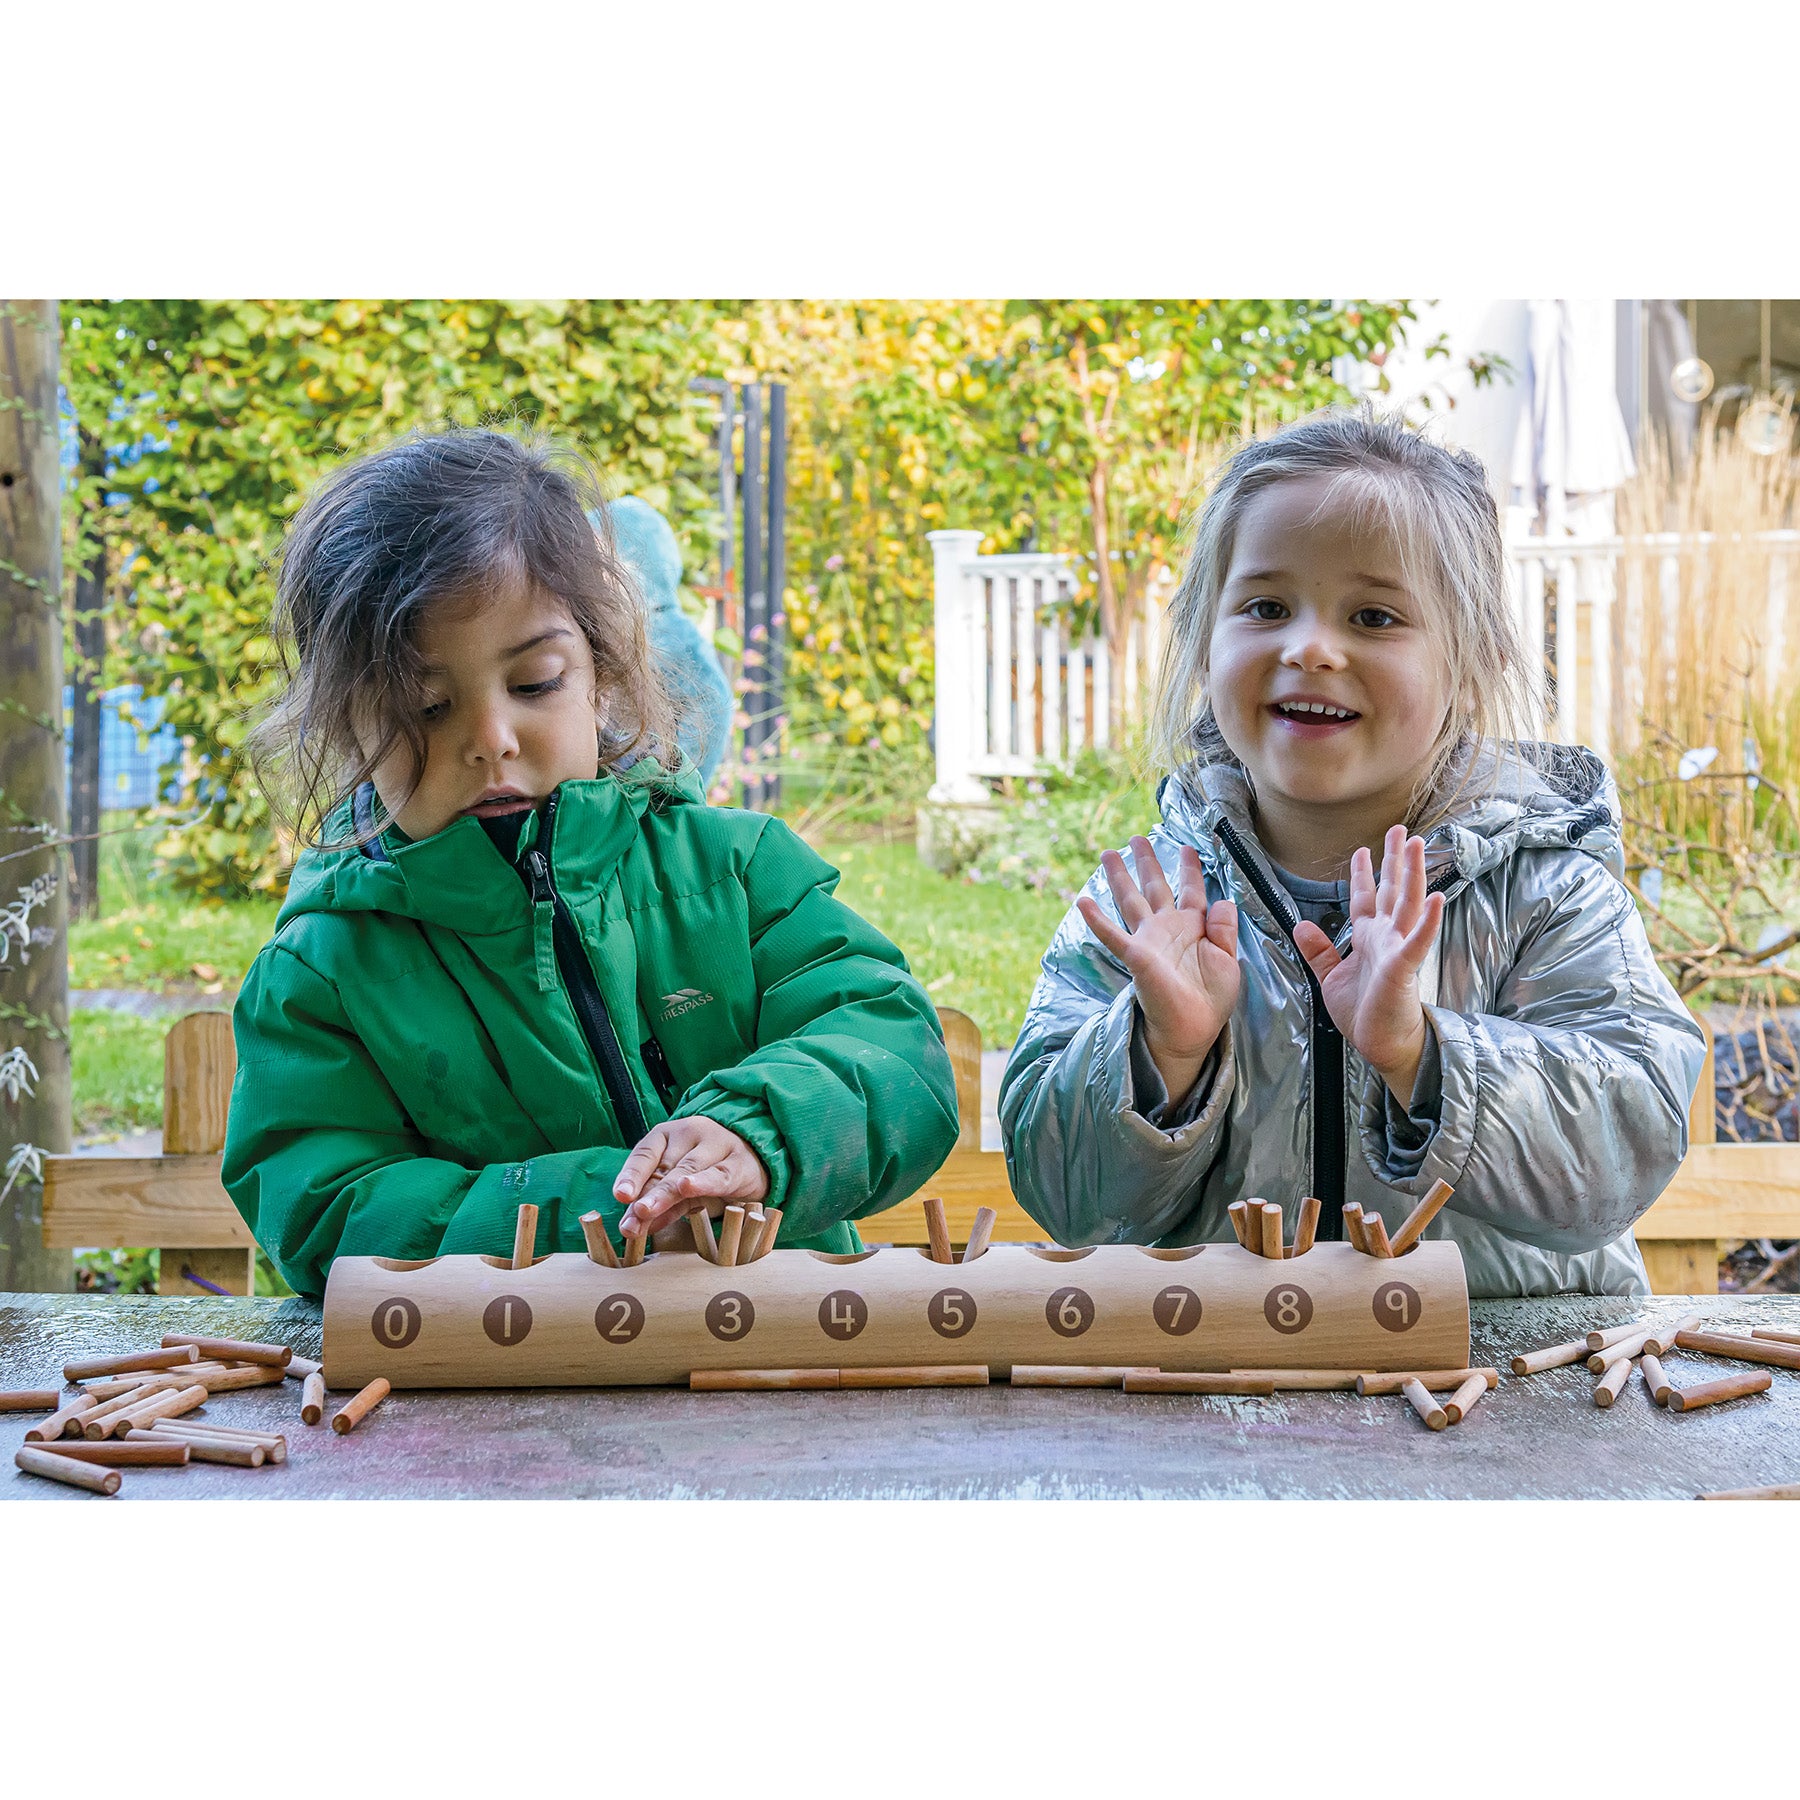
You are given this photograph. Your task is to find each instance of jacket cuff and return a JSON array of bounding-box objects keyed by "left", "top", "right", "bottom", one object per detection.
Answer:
[
  {"left": 1128, "top": 1002, "right": 1230, "bottom": 1133},
  {"left": 1355, "top": 1010, "right": 1459, "bottom": 1188},
  {"left": 672, "top": 1093, "right": 793, "bottom": 1213},
  {"left": 1104, "top": 986, "right": 1235, "bottom": 1154}
]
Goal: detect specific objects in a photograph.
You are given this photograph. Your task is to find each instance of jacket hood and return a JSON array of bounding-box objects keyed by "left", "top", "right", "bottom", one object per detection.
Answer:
[
  {"left": 275, "top": 759, "right": 707, "bottom": 934},
  {"left": 1164, "top": 740, "right": 1623, "bottom": 903},
  {"left": 599, "top": 496, "right": 684, "bottom": 617}
]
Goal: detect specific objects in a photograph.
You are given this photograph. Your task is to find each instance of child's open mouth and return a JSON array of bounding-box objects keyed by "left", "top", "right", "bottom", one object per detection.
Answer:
[
  {"left": 464, "top": 795, "right": 538, "bottom": 818},
  {"left": 1269, "top": 699, "right": 1361, "bottom": 737}
]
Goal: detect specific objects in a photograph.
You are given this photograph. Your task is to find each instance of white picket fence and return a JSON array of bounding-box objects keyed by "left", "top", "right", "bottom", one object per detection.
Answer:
[
  {"left": 926, "top": 530, "right": 1165, "bottom": 803},
  {"left": 928, "top": 524, "right": 1800, "bottom": 800}
]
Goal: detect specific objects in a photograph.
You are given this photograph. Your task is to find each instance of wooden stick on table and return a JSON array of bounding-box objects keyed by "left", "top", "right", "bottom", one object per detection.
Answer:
[
  {"left": 164, "top": 1363, "right": 286, "bottom": 1393},
  {"left": 105, "top": 1382, "right": 208, "bottom": 1438},
  {"left": 15, "top": 1444, "right": 120, "bottom": 1496},
  {"left": 962, "top": 1206, "right": 998, "bottom": 1263},
  {"left": 1292, "top": 1196, "right": 1322, "bottom": 1257},
  {"left": 1639, "top": 1352, "right": 1672, "bottom": 1406},
  {"left": 40, "top": 1438, "right": 190, "bottom": 1467},
  {"left": 687, "top": 1208, "right": 719, "bottom": 1263},
  {"left": 77, "top": 1374, "right": 163, "bottom": 1401},
  {"left": 1363, "top": 1213, "right": 1394, "bottom": 1259},
  {"left": 578, "top": 1211, "right": 620, "bottom": 1270},
  {"left": 331, "top": 1378, "right": 391, "bottom": 1434},
  {"left": 160, "top": 1334, "right": 292, "bottom": 1368},
  {"left": 1510, "top": 1339, "right": 1592, "bottom": 1376},
  {"left": 1229, "top": 1368, "right": 1362, "bottom": 1390},
  {"left": 62, "top": 1346, "right": 198, "bottom": 1382},
  {"left": 1443, "top": 1372, "right": 1490, "bottom": 1424},
  {"left": 691, "top": 1369, "right": 840, "bottom": 1390},
  {"left": 1342, "top": 1202, "right": 1370, "bottom": 1254},
  {"left": 511, "top": 1202, "right": 539, "bottom": 1270},
  {"left": 923, "top": 1195, "right": 953, "bottom": 1265},
  {"left": 135, "top": 1429, "right": 264, "bottom": 1467},
  {"left": 1356, "top": 1368, "right": 1499, "bottom": 1395},
  {"left": 24, "top": 1395, "right": 109, "bottom": 1442},
  {"left": 286, "top": 1354, "right": 322, "bottom": 1381},
  {"left": 1593, "top": 1356, "right": 1636, "bottom": 1408},
  {"left": 1389, "top": 1179, "right": 1454, "bottom": 1256},
  {"left": 1123, "top": 1372, "right": 1277, "bottom": 1396},
  {"left": 839, "top": 1366, "right": 990, "bottom": 1388},
  {"left": 1227, "top": 1200, "right": 1250, "bottom": 1248},
  {"left": 1666, "top": 1369, "right": 1773, "bottom": 1413},
  {"left": 1588, "top": 1330, "right": 1656, "bottom": 1373},
  {"left": 1697, "top": 1481, "right": 1800, "bottom": 1500},
  {"left": 1009, "top": 1367, "right": 1151, "bottom": 1387},
  {"left": 301, "top": 1371, "right": 326, "bottom": 1425},
  {"left": 1402, "top": 1378, "right": 1449, "bottom": 1430},
  {"left": 149, "top": 1419, "right": 286, "bottom": 1450},
  {"left": 1673, "top": 1330, "right": 1800, "bottom": 1372},
  {"left": 74, "top": 1378, "right": 178, "bottom": 1437},
  {"left": 1751, "top": 1327, "right": 1800, "bottom": 1347},
  {"left": 1258, "top": 1202, "right": 1284, "bottom": 1260},
  {"left": 0, "top": 1388, "right": 61, "bottom": 1413},
  {"left": 1643, "top": 1315, "right": 1704, "bottom": 1357},
  {"left": 718, "top": 1204, "right": 747, "bottom": 1268}
]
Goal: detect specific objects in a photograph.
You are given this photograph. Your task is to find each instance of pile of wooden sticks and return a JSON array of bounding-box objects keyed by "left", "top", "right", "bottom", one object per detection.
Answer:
[
  {"left": 1511, "top": 1315, "right": 1800, "bottom": 1414},
  {"left": 1342, "top": 1180, "right": 1455, "bottom": 1258},
  {"left": 1222, "top": 1181, "right": 1454, "bottom": 1260}
]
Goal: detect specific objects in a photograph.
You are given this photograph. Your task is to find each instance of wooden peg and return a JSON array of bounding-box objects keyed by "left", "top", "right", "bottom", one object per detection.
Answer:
[
  {"left": 104, "top": 1382, "right": 207, "bottom": 1439},
  {"left": 1593, "top": 1356, "right": 1636, "bottom": 1408},
  {"left": 1341, "top": 1202, "right": 1370, "bottom": 1254},
  {"left": 1356, "top": 1368, "right": 1499, "bottom": 1395},
  {"left": 301, "top": 1371, "right": 326, "bottom": 1425},
  {"left": 1009, "top": 1366, "right": 1149, "bottom": 1387},
  {"left": 1586, "top": 1322, "right": 1652, "bottom": 1352},
  {"left": 691, "top": 1369, "right": 840, "bottom": 1390},
  {"left": 77, "top": 1374, "right": 163, "bottom": 1401},
  {"left": 62, "top": 1346, "right": 198, "bottom": 1382},
  {"left": 511, "top": 1203, "right": 539, "bottom": 1270},
  {"left": 331, "top": 1377, "right": 391, "bottom": 1434},
  {"left": 750, "top": 1206, "right": 783, "bottom": 1262},
  {"left": 285, "top": 1354, "right": 322, "bottom": 1381},
  {"left": 1443, "top": 1371, "right": 1489, "bottom": 1424},
  {"left": 1389, "top": 1178, "right": 1454, "bottom": 1256},
  {"left": 164, "top": 1363, "right": 286, "bottom": 1393},
  {"left": 137, "top": 1429, "right": 263, "bottom": 1467},
  {"left": 578, "top": 1212, "right": 620, "bottom": 1270},
  {"left": 1363, "top": 1213, "right": 1394, "bottom": 1258},
  {"left": 1123, "top": 1372, "right": 1277, "bottom": 1396},
  {"left": 24, "top": 1395, "right": 108, "bottom": 1443},
  {"left": 839, "top": 1366, "right": 991, "bottom": 1388},
  {"left": 160, "top": 1334, "right": 292, "bottom": 1368},
  {"left": 740, "top": 1211, "right": 766, "bottom": 1263},
  {"left": 1587, "top": 1330, "right": 1655, "bottom": 1373},
  {"left": 1258, "top": 1202, "right": 1284, "bottom": 1260},
  {"left": 687, "top": 1208, "right": 719, "bottom": 1263},
  {"left": 963, "top": 1206, "right": 998, "bottom": 1264},
  {"left": 76, "top": 1378, "right": 178, "bottom": 1436},
  {"left": 1666, "top": 1369, "right": 1772, "bottom": 1412},
  {"left": 1639, "top": 1352, "right": 1672, "bottom": 1406},
  {"left": 1751, "top": 1327, "right": 1800, "bottom": 1347},
  {"left": 1673, "top": 1329, "right": 1800, "bottom": 1372},
  {"left": 1292, "top": 1197, "right": 1321, "bottom": 1257},
  {"left": 0, "top": 1388, "right": 61, "bottom": 1413},
  {"left": 923, "top": 1195, "right": 953, "bottom": 1265},
  {"left": 1402, "top": 1378, "right": 1448, "bottom": 1429},
  {"left": 1229, "top": 1369, "right": 1362, "bottom": 1390},
  {"left": 1510, "top": 1339, "right": 1591, "bottom": 1376},
  {"left": 1697, "top": 1481, "right": 1800, "bottom": 1500},
  {"left": 39, "top": 1437, "right": 190, "bottom": 1467},
  {"left": 15, "top": 1444, "right": 120, "bottom": 1496},
  {"left": 718, "top": 1204, "right": 748, "bottom": 1268},
  {"left": 1227, "top": 1200, "right": 1250, "bottom": 1248},
  {"left": 622, "top": 1227, "right": 647, "bottom": 1267},
  {"left": 149, "top": 1421, "right": 286, "bottom": 1461}
]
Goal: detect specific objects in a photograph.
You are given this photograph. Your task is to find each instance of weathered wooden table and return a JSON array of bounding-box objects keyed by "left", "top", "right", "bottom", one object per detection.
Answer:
[{"left": 4, "top": 1291, "right": 1797, "bottom": 1499}]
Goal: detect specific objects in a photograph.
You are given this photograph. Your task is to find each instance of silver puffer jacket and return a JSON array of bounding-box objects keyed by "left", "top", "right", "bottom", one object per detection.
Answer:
[{"left": 999, "top": 746, "right": 1707, "bottom": 1297}]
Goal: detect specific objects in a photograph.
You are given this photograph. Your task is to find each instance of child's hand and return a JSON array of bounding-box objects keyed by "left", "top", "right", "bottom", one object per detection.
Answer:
[
  {"left": 1293, "top": 825, "right": 1444, "bottom": 1105},
  {"left": 1076, "top": 836, "right": 1240, "bottom": 1107},
  {"left": 613, "top": 1116, "right": 770, "bottom": 1241}
]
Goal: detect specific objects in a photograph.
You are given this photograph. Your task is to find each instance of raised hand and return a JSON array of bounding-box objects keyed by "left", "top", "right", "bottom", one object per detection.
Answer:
[
  {"left": 1292, "top": 824, "right": 1444, "bottom": 1105},
  {"left": 613, "top": 1115, "right": 770, "bottom": 1243},
  {"left": 1076, "top": 836, "right": 1240, "bottom": 1107}
]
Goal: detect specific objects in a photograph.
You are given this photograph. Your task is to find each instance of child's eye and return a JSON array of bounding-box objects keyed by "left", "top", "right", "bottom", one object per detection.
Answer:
[
  {"left": 1245, "top": 598, "right": 1288, "bottom": 621},
  {"left": 514, "top": 676, "right": 566, "bottom": 698},
  {"left": 420, "top": 698, "right": 449, "bottom": 722},
  {"left": 1352, "top": 606, "right": 1403, "bottom": 629}
]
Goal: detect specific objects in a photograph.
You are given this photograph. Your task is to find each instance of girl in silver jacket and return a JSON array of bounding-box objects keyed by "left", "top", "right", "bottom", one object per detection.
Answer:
[{"left": 1000, "top": 410, "right": 1705, "bottom": 1297}]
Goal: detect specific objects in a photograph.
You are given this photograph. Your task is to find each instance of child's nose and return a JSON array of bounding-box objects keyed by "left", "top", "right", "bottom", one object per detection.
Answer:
[
  {"left": 464, "top": 699, "right": 520, "bottom": 763},
  {"left": 1280, "top": 621, "right": 1349, "bottom": 670}
]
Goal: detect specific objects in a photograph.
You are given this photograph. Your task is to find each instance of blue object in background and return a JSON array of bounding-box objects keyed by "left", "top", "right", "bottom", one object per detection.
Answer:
[
  {"left": 597, "top": 497, "right": 734, "bottom": 789},
  {"left": 64, "top": 685, "right": 182, "bottom": 809}
]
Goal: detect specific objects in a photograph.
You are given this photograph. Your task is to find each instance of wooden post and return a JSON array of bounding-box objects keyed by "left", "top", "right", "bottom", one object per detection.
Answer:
[
  {"left": 936, "top": 1007, "right": 982, "bottom": 1154},
  {"left": 155, "top": 1013, "right": 251, "bottom": 1295},
  {"left": 1638, "top": 1008, "right": 1718, "bottom": 1296},
  {"left": 0, "top": 298, "right": 73, "bottom": 1293}
]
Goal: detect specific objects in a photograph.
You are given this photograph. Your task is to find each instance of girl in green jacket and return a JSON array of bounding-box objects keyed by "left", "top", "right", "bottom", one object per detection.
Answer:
[{"left": 223, "top": 428, "right": 958, "bottom": 1299}]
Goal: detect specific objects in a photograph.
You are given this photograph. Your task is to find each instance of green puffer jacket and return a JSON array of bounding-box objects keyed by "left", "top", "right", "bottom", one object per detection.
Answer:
[{"left": 222, "top": 763, "right": 959, "bottom": 1298}]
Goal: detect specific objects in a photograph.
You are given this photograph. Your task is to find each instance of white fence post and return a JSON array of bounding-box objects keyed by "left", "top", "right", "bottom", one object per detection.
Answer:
[{"left": 926, "top": 529, "right": 988, "bottom": 803}]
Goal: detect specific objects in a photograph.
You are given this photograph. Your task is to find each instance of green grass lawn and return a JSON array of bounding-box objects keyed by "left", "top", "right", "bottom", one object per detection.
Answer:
[
  {"left": 818, "top": 831, "right": 1068, "bottom": 1048},
  {"left": 70, "top": 1012, "right": 172, "bottom": 1139}
]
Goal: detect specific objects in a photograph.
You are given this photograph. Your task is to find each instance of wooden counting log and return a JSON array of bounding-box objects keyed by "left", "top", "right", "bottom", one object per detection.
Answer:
[
  {"left": 1258, "top": 1202, "right": 1284, "bottom": 1260},
  {"left": 80, "top": 1373, "right": 165, "bottom": 1401},
  {"left": 1227, "top": 1200, "right": 1250, "bottom": 1248},
  {"left": 1363, "top": 1213, "right": 1394, "bottom": 1259},
  {"left": 511, "top": 1203, "right": 539, "bottom": 1271},
  {"left": 1230, "top": 1369, "right": 1362, "bottom": 1390},
  {"left": 15, "top": 1444, "right": 121, "bottom": 1497},
  {"left": 1009, "top": 1366, "right": 1152, "bottom": 1387},
  {"left": 0, "top": 1388, "right": 62, "bottom": 1413},
  {"left": 1402, "top": 1378, "right": 1449, "bottom": 1430},
  {"left": 321, "top": 1239, "right": 1471, "bottom": 1389},
  {"left": 105, "top": 1382, "right": 207, "bottom": 1438},
  {"left": 160, "top": 1334, "right": 292, "bottom": 1369},
  {"left": 1593, "top": 1356, "right": 1636, "bottom": 1408},
  {"left": 578, "top": 1212, "right": 621, "bottom": 1271},
  {"left": 1389, "top": 1179, "right": 1454, "bottom": 1257},
  {"left": 923, "top": 1195, "right": 953, "bottom": 1266},
  {"left": 962, "top": 1206, "right": 998, "bottom": 1264},
  {"left": 718, "top": 1205, "right": 748, "bottom": 1268},
  {"left": 1292, "top": 1197, "right": 1321, "bottom": 1259},
  {"left": 1666, "top": 1369, "right": 1772, "bottom": 1413}
]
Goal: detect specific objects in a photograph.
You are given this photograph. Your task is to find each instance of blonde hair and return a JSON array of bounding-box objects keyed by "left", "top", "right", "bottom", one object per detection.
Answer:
[{"left": 1149, "top": 407, "right": 1537, "bottom": 828}]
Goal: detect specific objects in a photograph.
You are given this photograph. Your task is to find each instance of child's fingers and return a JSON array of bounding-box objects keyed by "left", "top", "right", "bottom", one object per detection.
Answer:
[
  {"left": 1077, "top": 892, "right": 1138, "bottom": 966},
  {"left": 1375, "top": 826, "right": 1406, "bottom": 917},
  {"left": 1397, "top": 890, "right": 1445, "bottom": 964},
  {"left": 1129, "top": 836, "right": 1175, "bottom": 912},
  {"left": 612, "top": 1125, "right": 672, "bottom": 1203},
  {"left": 1292, "top": 918, "right": 1342, "bottom": 980},
  {"left": 1349, "top": 845, "right": 1378, "bottom": 921},
  {"left": 1205, "top": 897, "right": 1239, "bottom": 958},
  {"left": 1175, "top": 845, "right": 1208, "bottom": 912},
  {"left": 1100, "top": 849, "right": 1152, "bottom": 930}
]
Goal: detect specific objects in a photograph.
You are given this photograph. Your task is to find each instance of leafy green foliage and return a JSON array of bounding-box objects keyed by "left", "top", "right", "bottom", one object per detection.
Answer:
[
  {"left": 69, "top": 1011, "right": 167, "bottom": 1137},
  {"left": 965, "top": 750, "right": 1163, "bottom": 900}
]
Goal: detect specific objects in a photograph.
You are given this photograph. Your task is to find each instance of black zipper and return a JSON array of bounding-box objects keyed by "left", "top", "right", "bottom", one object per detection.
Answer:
[
  {"left": 1213, "top": 815, "right": 1347, "bottom": 1236},
  {"left": 522, "top": 793, "right": 649, "bottom": 1145}
]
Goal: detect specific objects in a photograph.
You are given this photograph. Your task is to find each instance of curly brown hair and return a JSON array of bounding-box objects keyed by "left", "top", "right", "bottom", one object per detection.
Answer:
[{"left": 247, "top": 427, "right": 686, "bottom": 849}]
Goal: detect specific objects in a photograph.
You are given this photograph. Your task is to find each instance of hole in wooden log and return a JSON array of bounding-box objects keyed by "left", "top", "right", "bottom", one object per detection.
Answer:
[
  {"left": 807, "top": 1249, "right": 881, "bottom": 1265},
  {"left": 370, "top": 1257, "right": 443, "bottom": 1272},
  {"left": 476, "top": 1253, "right": 554, "bottom": 1270},
  {"left": 1138, "top": 1245, "right": 1206, "bottom": 1261},
  {"left": 1027, "top": 1246, "right": 1097, "bottom": 1262}
]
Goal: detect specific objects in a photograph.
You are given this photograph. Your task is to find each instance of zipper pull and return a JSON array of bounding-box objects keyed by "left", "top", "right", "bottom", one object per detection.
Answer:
[{"left": 526, "top": 851, "right": 558, "bottom": 992}]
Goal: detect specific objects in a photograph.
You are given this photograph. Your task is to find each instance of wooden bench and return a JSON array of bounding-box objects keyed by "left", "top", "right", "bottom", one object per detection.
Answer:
[{"left": 42, "top": 1006, "right": 1800, "bottom": 1293}]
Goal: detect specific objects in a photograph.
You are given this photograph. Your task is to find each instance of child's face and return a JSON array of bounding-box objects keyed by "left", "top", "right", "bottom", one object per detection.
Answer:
[
  {"left": 366, "top": 580, "right": 601, "bottom": 840},
  {"left": 1207, "top": 474, "right": 1453, "bottom": 822}
]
